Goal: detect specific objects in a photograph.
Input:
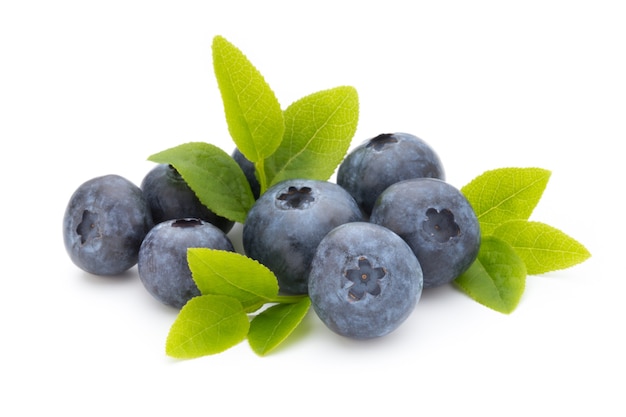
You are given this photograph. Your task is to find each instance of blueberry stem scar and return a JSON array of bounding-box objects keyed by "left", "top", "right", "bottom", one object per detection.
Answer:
[
  {"left": 366, "top": 133, "right": 398, "bottom": 151},
  {"left": 277, "top": 186, "right": 315, "bottom": 208},
  {"left": 345, "top": 256, "right": 386, "bottom": 301}
]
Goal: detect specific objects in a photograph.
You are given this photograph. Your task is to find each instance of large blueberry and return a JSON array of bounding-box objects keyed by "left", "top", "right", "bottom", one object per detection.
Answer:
[
  {"left": 138, "top": 218, "right": 235, "bottom": 309},
  {"left": 141, "top": 164, "right": 234, "bottom": 233},
  {"left": 63, "top": 174, "right": 154, "bottom": 276},
  {"left": 337, "top": 132, "right": 445, "bottom": 216},
  {"left": 308, "top": 222, "right": 423, "bottom": 339},
  {"left": 242, "top": 179, "right": 365, "bottom": 295},
  {"left": 370, "top": 178, "right": 480, "bottom": 289}
]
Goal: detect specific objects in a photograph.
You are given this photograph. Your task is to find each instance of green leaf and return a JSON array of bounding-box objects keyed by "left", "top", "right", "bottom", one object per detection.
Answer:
[
  {"left": 264, "top": 86, "right": 359, "bottom": 187},
  {"left": 188, "top": 248, "right": 279, "bottom": 312},
  {"left": 461, "top": 167, "right": 551, "bottom": 235},
  {"left": 165, "top": 295, "right": 249, "bottom": 359},
  {"left": 248, "top": 297, "right": 311, "bottom": 356},
  {"left": 454, "top": 236, "right": 527, "bottom": 314},
  {"left": 212, "top": 35, "right": 284, "bottom": 163},
  {"left": 148, "top": 142, "right": 255, "bottom": 224},
  {"left": 492, "top": 220, "right": 591, "bottom": 275}
]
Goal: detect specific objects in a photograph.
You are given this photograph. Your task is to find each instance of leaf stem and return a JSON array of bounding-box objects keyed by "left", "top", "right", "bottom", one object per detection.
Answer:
[
  {"left": 255, "top": 159, "right": 269, "bottom": 195},
  {"left": 271, "top": 294, "right": 309, "bottom": 304}
]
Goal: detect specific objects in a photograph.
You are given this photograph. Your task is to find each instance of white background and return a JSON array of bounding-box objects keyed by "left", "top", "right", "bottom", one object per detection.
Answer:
[{"left": 2, "top": 1, "right": 624, "bottom": 415}]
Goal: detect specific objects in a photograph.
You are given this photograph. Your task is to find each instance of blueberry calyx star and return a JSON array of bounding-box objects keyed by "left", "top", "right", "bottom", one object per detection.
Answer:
[
  {"left": 345, "top": 256, "right": 386, "bottom": 301},
  {"left": 277, "top": 186, "right": 315, "bottom": 209},
  {"left": 423, "top": 207, "right": 461, "bottom": 243}
]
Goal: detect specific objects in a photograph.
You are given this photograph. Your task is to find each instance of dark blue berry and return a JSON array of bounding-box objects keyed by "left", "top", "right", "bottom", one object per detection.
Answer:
[
  {"left": 141, "top": 164, "right": 234, "bottom": 233},
  {"left": 243, "top": 179, "right": 365, "bottom": 295},
  {"left": 138, "top": 218, "right": 235, "bottom": 309},
  {"left": 231, "top": 148, "right": 260, "bottom": 199},
  {"left": 337, "top": 132, "right": 445, "bottom": 215},
  {"left": 63, "top": 174, "right": 154, "bottom": 276},
  {"left": 308, "top": 222, "right": 423, "bottom": 339},
  {"left": 370, "top": 178, "right": 480, "bottom": 288}
]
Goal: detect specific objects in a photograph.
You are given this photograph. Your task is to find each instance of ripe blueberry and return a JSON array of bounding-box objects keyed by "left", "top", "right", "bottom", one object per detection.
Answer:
[
  {"left": 138, "top": 218, "right": 235, "bottom": 309},
  {"left": 242, "top": 179, "right": 365, "bottom": 295},
  {"left": 337, "top": 132, "right": 445, "bottom": 215},
  {"left": 141, "top": 164, "right": 234, "bottom": 233},
  {"left": 308, "top": 222, "right": 423, "bottom": 339},
  {"left": 63, "top": 174, "right": 154, "bottom": 276},
  {"left": 370, "top": 178, "right": 480, "bottom": 288},
  {"left": 231, "top": 148, "right": 260, "bottom": 199}
]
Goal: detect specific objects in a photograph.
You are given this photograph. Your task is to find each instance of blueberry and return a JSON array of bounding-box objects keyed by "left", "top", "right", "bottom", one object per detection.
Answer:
[
  {"left": 141, "top": 164, "right": 234, "bottom": 233},
  {"left": 370, "top": 178, "right": 480, "bottom": 289},
  {"left": 242, "top": 179, "right": 365, "bottom": 295},
  {"left": 337, "top": 132, "right": 445, "bottom": 215},
  {"left": 63, "top": 174, "right": 154, "bottom": 276},
  {"left": 231, "top": 148, "right": 260, "bottom": 199},
  {"left": 138, "top": 218, "right": 235, "bottom": 308},
  {"left": 308, "top": 222, "right": 423, "bottom": 339}
]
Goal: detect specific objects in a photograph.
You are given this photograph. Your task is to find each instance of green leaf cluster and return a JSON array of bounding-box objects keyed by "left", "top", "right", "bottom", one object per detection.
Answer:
[
  {"left": 159, "top": 35, "right": 358, "bottom": 359},
  {"left": 148, "top": 35, "right": 359, "bottom": 222},
  {"left": 166, "top": 249, "right": 310, "bottom": 358},
  {"left": 456, "top": 168, "right": 591, "bottom": 314}
]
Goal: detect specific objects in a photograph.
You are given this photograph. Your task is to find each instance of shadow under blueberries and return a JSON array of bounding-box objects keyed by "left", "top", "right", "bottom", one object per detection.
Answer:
[{"left": 79, "top": 267, "right": 138, "bottom": 285}]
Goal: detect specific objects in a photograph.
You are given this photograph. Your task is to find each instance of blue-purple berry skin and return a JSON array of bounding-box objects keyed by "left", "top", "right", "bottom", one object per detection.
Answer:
[
  {"left": 370, "top": 178, "right": 480, "bottom": 289},
  {"left": 243, "top": 179, "right": 365, "bottom": 295},
  {"left": 337, "top": 132, "right": 445, "bottom": 215},
  {"left": 137, "top": 218, "right": 235, "bottom": 309},
  {"left": 308, "top": 222, "right": 423, "bottom": 339},
  {"left": 231, "top": 148, "right": 260, "bottom": 199},
  {"left": 141, "top": 164, "right": 234, "bottom": 233},
  {"left": 63, "top": 174, "right": 154, "bottom": 276}
]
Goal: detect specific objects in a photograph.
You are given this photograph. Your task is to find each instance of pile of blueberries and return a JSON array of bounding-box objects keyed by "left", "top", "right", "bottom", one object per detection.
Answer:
[{"left": 63, "top": 132, "right": 481, "bottom": 340}]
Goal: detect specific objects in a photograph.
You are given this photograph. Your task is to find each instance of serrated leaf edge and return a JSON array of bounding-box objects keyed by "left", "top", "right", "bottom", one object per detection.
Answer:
[{"left": 188, "top": 248, "right": 279, "bottom": 304}]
